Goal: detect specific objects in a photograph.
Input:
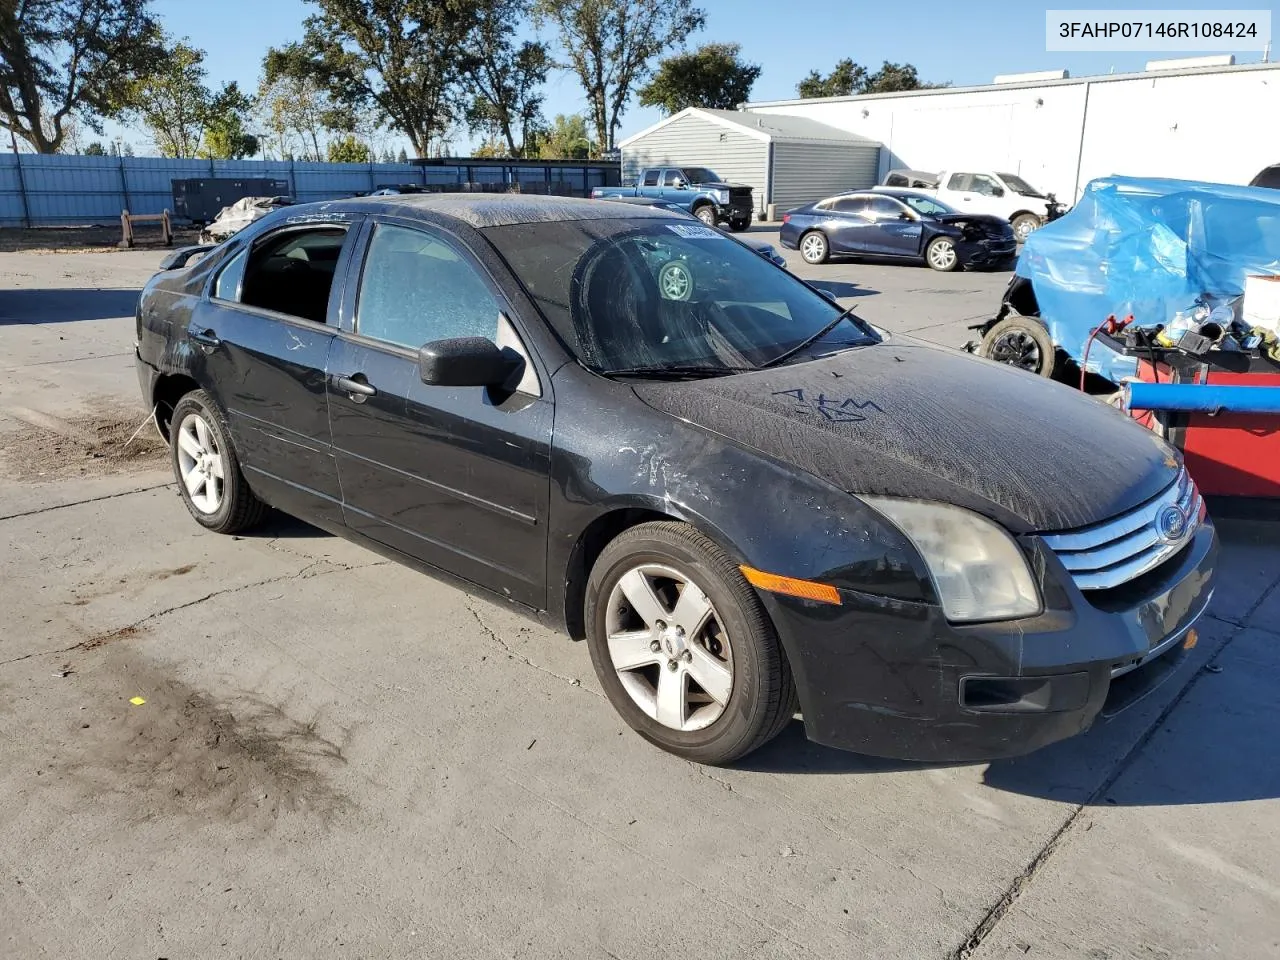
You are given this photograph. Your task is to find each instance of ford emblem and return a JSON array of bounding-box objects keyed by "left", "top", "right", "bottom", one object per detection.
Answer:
[{"left": 1156, "top": 504, "right": 1188, "bottom": 544}]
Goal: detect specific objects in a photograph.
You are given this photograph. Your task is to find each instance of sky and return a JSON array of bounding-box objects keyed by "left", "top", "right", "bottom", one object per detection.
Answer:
[{"left": 91, "top": 0, "right": 1274, "bottom": 156}]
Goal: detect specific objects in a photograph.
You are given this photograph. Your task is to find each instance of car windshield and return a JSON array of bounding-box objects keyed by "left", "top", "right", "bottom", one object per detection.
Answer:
[
  {"left": 899, "top": 194, "right": 957, "bottom": 216},
  {"left": 998, "top": 173, "right": 1043, "bottom": 197},
  {"left": 484, "top": 218, "right": 878, "bottom": 376},
  {"left": 681, "top": 168, "right": 720, "bottom": 184}
]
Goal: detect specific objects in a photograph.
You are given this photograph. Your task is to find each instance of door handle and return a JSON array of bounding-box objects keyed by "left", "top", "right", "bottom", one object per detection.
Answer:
[
  {"left": 332, "top": 374, "right": 377, "bottom": 401},
  {"left": 190, "top": 328, "right": 221, "bottom": 352}
]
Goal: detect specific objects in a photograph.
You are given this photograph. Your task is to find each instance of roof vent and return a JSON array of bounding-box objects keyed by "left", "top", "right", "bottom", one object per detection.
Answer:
[
  {"left": 1145, "top": 54, "right": 1235, "bottom": 71},
  {"left": 994, "top": 69, "right": 1069, "bottom": 83}
]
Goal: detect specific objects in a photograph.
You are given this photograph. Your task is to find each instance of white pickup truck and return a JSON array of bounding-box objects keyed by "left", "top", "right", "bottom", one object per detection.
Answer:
[{"left": 881, "top": 169, "right": 1066, "bottom": 241}]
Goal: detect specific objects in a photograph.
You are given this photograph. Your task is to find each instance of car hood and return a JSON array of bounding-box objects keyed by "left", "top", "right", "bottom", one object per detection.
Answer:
[
  {"left": 631, "top": 340, "right": 1179, "bottom": 533},
  {"left": 935, "top": 213, "right": 1011, "bottom": 233},
  {"left": 695, "top": 181, "right": 750, "bottom": 191}
]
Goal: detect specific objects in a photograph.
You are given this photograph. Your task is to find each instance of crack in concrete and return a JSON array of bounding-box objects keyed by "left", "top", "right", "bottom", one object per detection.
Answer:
[
  {"left": 689, "top": 761, "right": 735, "bottom": 792},
  {"left": 0, "top": 481, "right": 172, "bottom": 522},
  {"left": 952, "top": 589, "right": 1272, "bottom": 959},
  {"left": 462, "top": 596, "right": 600, "bottom": 697}
]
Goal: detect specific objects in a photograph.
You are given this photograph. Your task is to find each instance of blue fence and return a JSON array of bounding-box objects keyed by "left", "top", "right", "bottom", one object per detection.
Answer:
[{"left": 0, "top": 154, "right": 620, "bottom": 226}]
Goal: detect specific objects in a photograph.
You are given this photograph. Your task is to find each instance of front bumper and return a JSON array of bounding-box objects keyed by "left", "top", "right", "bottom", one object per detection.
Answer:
[
  {"left": 763, "top": 521, "right": 1218, "bottom": 762},
  {"left": 959, "top": 236, "right": 1018, "bottom": 268}
]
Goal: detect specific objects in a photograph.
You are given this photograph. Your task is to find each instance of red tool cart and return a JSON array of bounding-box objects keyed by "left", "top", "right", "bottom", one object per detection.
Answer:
[{"left": 1096, "top": 333, "right": 1280, "bottom": 500}]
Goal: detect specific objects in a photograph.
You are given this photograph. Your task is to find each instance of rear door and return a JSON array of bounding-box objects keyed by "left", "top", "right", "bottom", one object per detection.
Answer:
[
  {"left": 327, "top": 218, "right": 553, "bottom": 607},
  {"left": 823, "top": 195, "right": 876, "bottom": 253},
  {"left": 188, "top": 219, "right": 361, "bottom": 526},
  {"left": 637, "top": 168, "right": 663, "bottom": 198}
]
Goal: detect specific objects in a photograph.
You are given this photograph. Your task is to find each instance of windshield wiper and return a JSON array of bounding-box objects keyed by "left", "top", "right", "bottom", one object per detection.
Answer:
[
  {"left": 604, "top": 363, "right": 756, "bottom": 380},
  {"left": 760, "top": 304, "right": 865, "bottom": 369}
]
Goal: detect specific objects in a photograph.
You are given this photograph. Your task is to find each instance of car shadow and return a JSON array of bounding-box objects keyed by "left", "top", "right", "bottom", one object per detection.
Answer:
[
  {"left": 805, "top": 279, "right": 878, "bottom": 299},
  {"left": 0, "top": 288, "right": 142, "bottom": 324},
  {"left": 239, "top": 513, "right": 332, "bottom": 539},
  {"left": 735, "top": 520, "right": 1280, "bottom": 807}
]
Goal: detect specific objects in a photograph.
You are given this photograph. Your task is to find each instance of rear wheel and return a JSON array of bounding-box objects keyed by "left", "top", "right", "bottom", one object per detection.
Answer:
[
  {"left": 693, "top": 205, "right": 717, "bottom": 227},
  {"left": 799, "top": 231, "right": 829, "bottom": 264},
  {"left": 170, "top": 390, "right": 267, "bottom": 533},
  {"left": 585, "top": 522, "right": 798, "bottom": 765},
  {"left": 979, "top": 316, "right": 1056, "bottom": 377},
  {"left": 926, "top": 236, "right": 959, "bottom": 272}
]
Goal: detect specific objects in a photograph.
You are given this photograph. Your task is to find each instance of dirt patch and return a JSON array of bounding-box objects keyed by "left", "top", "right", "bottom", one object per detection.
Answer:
[
  {"left": 75, "top": 623, "right": 142, "bottom": 651},
  {"left": 0, "top": 399, "right": 168, "bottom": 481},
  {"left": 0, "top": 225, "right": 202, "bottom": 254},
  {"left": 47, "top": 647, "right": 353, "bottom": 826}
]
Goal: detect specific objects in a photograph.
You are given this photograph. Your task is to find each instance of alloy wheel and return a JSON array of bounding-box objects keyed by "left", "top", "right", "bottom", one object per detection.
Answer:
[
  {"left": 928, "top": 239, "right": 957, "bottom": 270},
  {"left": 988, "top": 329, "right": 1043, "bottom": 372},
  {"left": 658, "top": 261, "right": 693, "bottom": 300},
  {"left": 801, "top": 233, "right": 826, "bottom": 263},
  {"left": 605, "top": 563, "right": 734, "bottom": 732},
  {"left": 175, "top": 412, "right": 226, "bottom": 514},
  {"left": 695, "top": 206, "right": 717, "bottom": 226}
]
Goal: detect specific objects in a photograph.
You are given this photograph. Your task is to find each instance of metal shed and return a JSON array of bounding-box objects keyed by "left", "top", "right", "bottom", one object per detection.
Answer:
[{"left": 619, "top": 107, "right": 881, "bottom": 219}]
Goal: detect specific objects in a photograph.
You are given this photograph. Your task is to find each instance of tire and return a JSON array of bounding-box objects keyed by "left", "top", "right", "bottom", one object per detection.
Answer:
[
  {"left": 170, "top": 389, "right": 267, "bottom": 534},
  {"left": 925, "top": 236, "right": 959, "bottom": 272},
  {"left": 978, "top": 316, "right": 1056, "bottom": 378},
  {"left": 692, "top": 204, "right": 717, "bottom": 227},
  {"left": 799, "top": 231, "right": 829, "bottom": 264},
  {"left": 728, "top": 216, "right": 750, "bottom": 232},
  {"left": 585, "top": 522, "right": 798, "bottom": 766},
  {"left": 1012, "top": 214, "right": 1041, "bottom": 243}
]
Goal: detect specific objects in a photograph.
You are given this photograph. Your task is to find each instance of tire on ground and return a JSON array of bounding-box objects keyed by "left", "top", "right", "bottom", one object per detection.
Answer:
[
  {"left": 170, "top": 389, "right": 268, "bottom": 534},
  {"left": 978, "top": 315, "right": 1056, "bottom": 378}
]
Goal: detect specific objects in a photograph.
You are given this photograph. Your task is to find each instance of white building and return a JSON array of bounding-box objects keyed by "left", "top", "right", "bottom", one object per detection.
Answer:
[{"left": 743, "top": 59, "right": 1280, "bottom": 204}]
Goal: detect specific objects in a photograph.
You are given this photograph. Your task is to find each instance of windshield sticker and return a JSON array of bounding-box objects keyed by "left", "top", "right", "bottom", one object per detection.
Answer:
[
  {"left": 773, "top": 388, "right": 883, "bottom": 423},
  {"left": 665, "top": 223, "right": 724, "bottom": 240}
]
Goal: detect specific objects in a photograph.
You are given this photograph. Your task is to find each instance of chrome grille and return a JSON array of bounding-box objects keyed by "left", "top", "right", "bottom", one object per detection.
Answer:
[{"left": 1040, "top": 468, "right": 1202, "bottom": 592}]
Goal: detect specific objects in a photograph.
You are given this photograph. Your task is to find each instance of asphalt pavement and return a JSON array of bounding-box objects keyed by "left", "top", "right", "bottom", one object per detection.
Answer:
[{"left": 1, "top": 233, "right": 1277, "bottom": 960}]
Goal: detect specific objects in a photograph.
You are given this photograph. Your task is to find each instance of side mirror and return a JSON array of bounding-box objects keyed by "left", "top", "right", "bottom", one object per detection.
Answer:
[
  {"left": 672, "top": 178, "right": 687, "bottom": 190},
  {"left": 898, "top": 212, "right": 913, "bottom": 221},
  {"left": 419, "top": 336, "right": 516, "bottom": 388},
  {"left": 991, "top": 186, "right": 1005, "bottom": 197}
]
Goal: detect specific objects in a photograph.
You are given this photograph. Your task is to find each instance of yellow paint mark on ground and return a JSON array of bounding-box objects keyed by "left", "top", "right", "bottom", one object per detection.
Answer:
[{"left": 129, "top": 696, "right": 146, "bottom": 706}]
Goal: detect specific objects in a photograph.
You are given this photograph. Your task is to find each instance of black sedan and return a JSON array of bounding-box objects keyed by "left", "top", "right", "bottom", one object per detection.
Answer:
[
  {"left": 779, "top": 189, "right": 1017, "bottom": 271},
  {"left": 136, "top": 195, "right": 1215, "bottom": 765}
]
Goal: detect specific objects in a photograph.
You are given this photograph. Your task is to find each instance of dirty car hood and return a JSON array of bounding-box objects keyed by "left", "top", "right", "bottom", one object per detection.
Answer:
[{"left": 632, "top": 340, "right": 1179, "bottom": 533}]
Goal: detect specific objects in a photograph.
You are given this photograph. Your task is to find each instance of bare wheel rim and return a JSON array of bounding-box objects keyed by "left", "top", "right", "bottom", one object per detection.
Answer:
[
  {"left": 605, "top": 563, "right": 734, "bottom": 732},
  {"left": 989, "top": 329, "right": 1042, "bottom": 371},
  {"left": 658, "top": 261, "right": 693, "bottom": 300},
  {"left": 176, "top": 412, "right": 225, "bottom": 515},
  {"left": 1014, "top": 218, "right": 1035, "bottom": 241},
  {"left": 928, "top": 239, "right": 957, "bottom": 269},
  {"left": 801, "top": 234, "right": 825, "bottom": 262}
]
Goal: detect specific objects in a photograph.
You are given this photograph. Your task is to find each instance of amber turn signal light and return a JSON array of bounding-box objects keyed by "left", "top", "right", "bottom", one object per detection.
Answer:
[{"left": 739, "top": 565, "right": 842, "bottom": 605}]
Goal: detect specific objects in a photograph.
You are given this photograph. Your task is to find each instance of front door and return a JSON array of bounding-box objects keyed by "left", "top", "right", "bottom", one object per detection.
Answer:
[
  {"left": 943, "top": 172, "right": 1005, "bottom": 217},
  {"left": 659, "top": 168, "right": 689, "bottom": 202},
  {"left": 861, "top": 196, "right": 924, "bottom": 256},
  {"left": 188, "top": 220, "right": 360, "bottom": 526},
  {"left": 327, "top": 219, "right": 553, "bottom": 607}
]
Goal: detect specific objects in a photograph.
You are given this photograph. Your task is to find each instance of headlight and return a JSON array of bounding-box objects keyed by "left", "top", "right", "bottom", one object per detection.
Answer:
[
  {"left": 714, "top": 188, "right": 730, "bottom": 204},
  {"left": 861, "top": 497, "right": 1042, "bottom": 622}
]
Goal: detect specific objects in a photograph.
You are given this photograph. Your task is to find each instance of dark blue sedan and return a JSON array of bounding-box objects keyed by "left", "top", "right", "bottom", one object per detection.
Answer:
[{"left": 779, "top": 189, "right": 1017, "bottom": 272}]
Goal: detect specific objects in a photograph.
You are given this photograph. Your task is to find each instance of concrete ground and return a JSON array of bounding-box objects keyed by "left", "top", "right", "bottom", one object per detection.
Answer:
[{"left": 1, "top": 231, "right": 1277, "bottom": 960}]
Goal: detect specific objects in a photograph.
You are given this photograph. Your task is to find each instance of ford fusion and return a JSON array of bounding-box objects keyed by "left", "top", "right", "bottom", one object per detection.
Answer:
[{"left": 135, "top": 195, "right": 1217, "bottom": 765}]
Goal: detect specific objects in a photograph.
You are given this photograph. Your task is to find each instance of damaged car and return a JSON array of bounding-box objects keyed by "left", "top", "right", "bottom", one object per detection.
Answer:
[
  {"left": 198, "top": 195, "right": 294, "bottom": 244},
  {"left": 135, "top": 194, "right": 1216, "bottom": 765}
]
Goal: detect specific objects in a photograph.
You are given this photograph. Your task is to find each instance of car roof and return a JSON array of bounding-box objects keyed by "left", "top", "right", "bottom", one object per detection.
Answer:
[
  {"left": 289, "top": 193, "right": 680, "bottom": 229},
  {"left": 870, "top": 186, "right": 933, "bottom": 197}
]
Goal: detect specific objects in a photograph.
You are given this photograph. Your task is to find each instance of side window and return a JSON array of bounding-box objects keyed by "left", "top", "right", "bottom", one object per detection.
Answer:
[
  {"left": 831, "top": 196, "right": 870, "bottom": 215},
  {"left": 212, "top": 248, "right": 247, "bottom": 301},
  {"left": 970, "top": 175, "right": 1000, "bottom": 196},
  {"left": 356, "top": 223, "right": 501, "bottom": 350},
  {"left": 867, "top": 197, "right": 906, "bottom": 220},
  {"left": 662, "top": 169, "right": 682, "bottom": 187},
  {"left": 236, "top": 226, "right": 349, "bottom": 324},
  {"left": 947, "top": 173, "right": 971, "bottom": 191},
  {"left": 885, "top": 173, "right": 907, "bottom": 187},
  {"left": 642, "top": 169, "right": 660, "bottom": 187}
]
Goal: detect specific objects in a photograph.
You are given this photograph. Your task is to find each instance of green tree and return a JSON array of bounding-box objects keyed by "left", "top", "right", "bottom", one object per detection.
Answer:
[
  {"left": 534, "top": 112, "right": 589, "bottom": 159},
  {"left": 128, "top": 39, "right": 209, "bottom": 158},
  {"left": 255, "top": 71, "right": 337, "bottom": 162},
  {"left": 638, "top": 42, "right": 760, "bottom": 114},
  {"left": 471, "top": 137, "right": 508, "bottom": 158},
  {"left": 201, "top": 81, "right": 258, "bottom": 159},
  {"left": 533, "top": 0, "right": 705, "bottom": 153},
  {"left": 266, "top": 0, "right": 482, "bottom": 158},
  {"left": 0, "top": 0, "right": 165, "bottom": 153},
  {"left": 797, "top": 58, "right": 946, "bottom": 99},
  {"left": 122, "top": 141, "right": 133, "bottom": 156},
  {"left": 464, "top": 0, "right": 548, "bottom": 157},
  {"left": 84, "top": 140, "right": 106, "bottom": 155},
  {"left": 327, "top": 133, "right": 371, "bottom": 162},
  {"left": 396, "top": 146, "right": 408, "bottom": 162}
]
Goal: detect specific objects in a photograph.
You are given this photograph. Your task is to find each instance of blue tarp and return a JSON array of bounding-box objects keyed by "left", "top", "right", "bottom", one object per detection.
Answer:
[{"left": 1017, "top": 176, "right": 1280, "bottom": 382}]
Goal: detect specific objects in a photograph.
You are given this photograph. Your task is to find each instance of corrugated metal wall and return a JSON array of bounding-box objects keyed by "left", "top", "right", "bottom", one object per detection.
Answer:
[
  {"left": 622, "top": 114, "right": 769, "bottom": 213},
  {"left": 0, "top": 155, "right": 622, "bottom": 226},
  {"left": 770, "top": 143, "right": 880, "bottom": 211}
]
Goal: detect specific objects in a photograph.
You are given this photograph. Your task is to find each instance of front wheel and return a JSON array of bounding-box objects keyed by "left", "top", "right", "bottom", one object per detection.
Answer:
[
  {"left": 799, "top": 231, "right": 829, "bottom": 264},
  {"left": 693, "top": 205, "right": 717, "bottom": 227},
  {"left": 926, "top": 236, "right": 959, "bottom": 272},
  {"left": 978, "top": 316, "right": 1056, "bottom": 377},
  {"left": 170, "top": 389, "right": 267, "bottom": 533},
  {"left": 728, "top": 216, "right": 750, "bottom": 232},
  {"left": 1012, "top": 214, "right": 1041, "bottom": 242},
  {"left": 585, "top": 522, "right": 798, "bottom": 765}
]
